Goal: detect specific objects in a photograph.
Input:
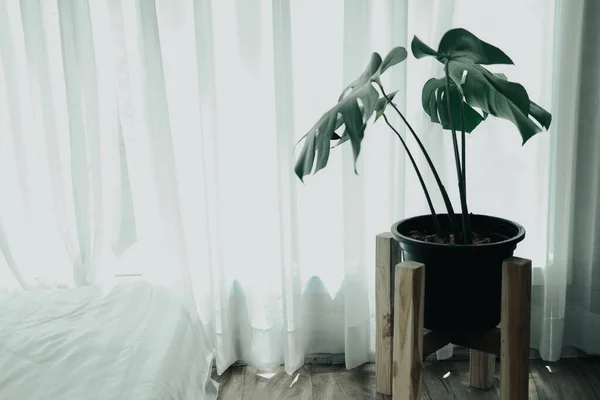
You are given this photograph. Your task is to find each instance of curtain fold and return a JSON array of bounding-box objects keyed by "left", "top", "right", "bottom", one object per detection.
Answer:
[
  {"left": 341, "top": 0, "right": 372, "bottom": 370},
  {"left": 57, "top": 0, "right": 97, "bottom": 286},
  {"left": 559, "top": 0, "right": 600, "bottom": 358},
  {"left": 1, "top": 0, "right": 598, "bottom": 374},
  {"left": 532, "top": 0, "right": 583, "bottom": 361},
  {"left": 271, "top": 0, "right": 304, "bottom": 375}
]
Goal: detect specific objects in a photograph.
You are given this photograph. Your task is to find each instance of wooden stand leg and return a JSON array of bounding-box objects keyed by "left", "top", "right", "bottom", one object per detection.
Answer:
[
  {"left": 469, "top": 350, "right": 496, "bottom": 390},
  {"left": 500, "top": 257, "right": 532, "bottom": 400},
  {"left": 393, "top": 261, "right": 425, "bottom": 400},
  {"left": 375, "top": 233, "right": 401, "bottom": 395}
]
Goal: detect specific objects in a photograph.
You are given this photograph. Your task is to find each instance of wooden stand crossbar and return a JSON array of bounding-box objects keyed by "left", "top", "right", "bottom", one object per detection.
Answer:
[{"left": 375, "top": 233, "right": 532, "bottom": 399}]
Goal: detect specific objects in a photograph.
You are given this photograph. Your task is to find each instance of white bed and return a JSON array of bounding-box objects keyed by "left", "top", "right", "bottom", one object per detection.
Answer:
[{"left": 0, "top": 281, "right": 218, "bottom": 400}]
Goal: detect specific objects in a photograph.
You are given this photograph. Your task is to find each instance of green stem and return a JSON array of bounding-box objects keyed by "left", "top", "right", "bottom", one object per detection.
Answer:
[
  {"left": 444, "top": 61, "right": 471, "bottom": 244},
  {"left": 376, "top": 81, "right": 459, "bottom": 239},
  {"left": 459, "top": 99, "right": 472, "bottom": 242},
  {"left": 382, "top": 113, "right": 443, "bottom": 237}
]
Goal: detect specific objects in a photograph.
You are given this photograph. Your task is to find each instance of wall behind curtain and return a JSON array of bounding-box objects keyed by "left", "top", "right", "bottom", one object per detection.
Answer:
[{"left": 2, "top": 0, "right": 596, "bottom": 374}]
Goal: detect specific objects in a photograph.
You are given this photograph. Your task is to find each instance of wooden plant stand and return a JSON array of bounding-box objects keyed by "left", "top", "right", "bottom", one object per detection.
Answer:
[{"left": 375, "top": 233, "right": 532, "bottom": 400}]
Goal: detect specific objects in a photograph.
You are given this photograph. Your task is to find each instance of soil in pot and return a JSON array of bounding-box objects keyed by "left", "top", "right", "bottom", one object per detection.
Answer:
[
  {"left": 407, "top": 229, "right": 492, "bottom": 245},
  {"left": 391, "top": 214, "right": 525, "bottom": 331}
]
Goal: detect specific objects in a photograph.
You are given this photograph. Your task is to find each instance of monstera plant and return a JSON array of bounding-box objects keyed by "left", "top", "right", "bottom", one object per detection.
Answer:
[{"left": 293, "top": 28, "right": 552, "bottom": 331}]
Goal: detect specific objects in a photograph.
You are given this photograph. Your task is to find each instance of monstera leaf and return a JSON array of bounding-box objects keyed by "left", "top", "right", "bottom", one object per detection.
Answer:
[
  {"left": 412, "top": 28, "right": 551, "bottom": 143},
  {"left": 413, "top": 28, "right": 514, "bottom": 65},
  {"left": 422, "top": 78, "right": 487, "bottom": 133},
  {"left": 294, "top": 47, "right": 406, "bottom": 182},
  {"left": 332, "top": 90, "right": 399, "bottom": 149}
]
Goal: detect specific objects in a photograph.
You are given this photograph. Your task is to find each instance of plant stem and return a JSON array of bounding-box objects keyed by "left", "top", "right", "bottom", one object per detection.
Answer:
[
  {"left": 375, "top": 81, "right": 459, "bottom": 239},
  {"left": 444, "top": 61, "right": 472, "bottom": 244},
  {"left": 459, "top": 99, "right": 472, "bottom": 241},
  {"left": 382, "top": 113, "right": 443, "bottom": 237}
]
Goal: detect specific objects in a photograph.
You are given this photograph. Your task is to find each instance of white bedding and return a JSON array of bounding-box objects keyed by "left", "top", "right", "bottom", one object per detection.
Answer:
[{"left": 0, "top": 281, "right": 218, "bottom": 400}]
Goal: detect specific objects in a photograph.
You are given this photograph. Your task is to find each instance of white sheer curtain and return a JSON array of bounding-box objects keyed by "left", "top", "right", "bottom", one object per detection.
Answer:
[
  {"left": 552, "top": 0, "right": 600, "bottom": 359},
  {"left": 0, "top": 0, "right": 597, "bottom": 374}
]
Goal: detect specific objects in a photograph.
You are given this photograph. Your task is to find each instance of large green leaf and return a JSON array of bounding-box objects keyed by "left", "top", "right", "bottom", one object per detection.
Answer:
[
  {"left": 292, "top": 113, "right": 344, "bottom": 152},
  {"left": 437, "top": 28, "right": 514, "bottom": 65},
  {"left": 371, "top": 47, "right": 408, "bottom": 85},
  {"left": 411, "top": 36, "right": 437, "bottom": 59},
  {"left": 447, "top": 60, "right": 550, "bottom": 143},
  {"left": 310, "top": 91, "right": 399, "bottom": 152},
  {"left": 380, "top": 47, "right": 408, "bottom": 74},
  {"left": 331, "top": 90, "right": 398, "bottom": 149},
  {"left": 295, "top": 48, "right": 407, "bottom": 182},
  {"left": 412, "top": 29, "right": 513, "bottom": 65},
  {"left": 335, "top": 90, "right": 399, "bottom": 149},
  {"left": 422, "top": 78, "right": 487, "bottom": 133},
  {"left": 411, "top": 28, "right": 552, "bottom": 141},
  {"left": 341, "top": 85, "right": 378, "bottom": 172},
  {"left": 529, "top": 100, "right": 552, "bottom": 131},
  {"left": 294, "top": 83, "right": 379, "bottom": 181},
  {"left": 314, "top": 112, "right": 337, "bottom": 172},
  {"left": 338, "top": 52, "right": 382, "bottom": 102}
]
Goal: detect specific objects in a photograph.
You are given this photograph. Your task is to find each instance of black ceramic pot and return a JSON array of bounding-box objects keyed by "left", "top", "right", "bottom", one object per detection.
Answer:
[{"left": 391, "top": 214, "right": 525, "bottom": 331}]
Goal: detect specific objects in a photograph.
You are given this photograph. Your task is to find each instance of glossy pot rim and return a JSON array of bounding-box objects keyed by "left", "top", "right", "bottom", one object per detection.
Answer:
[{"left": 391, "top": 213, "right": 526, "bottom": 250}]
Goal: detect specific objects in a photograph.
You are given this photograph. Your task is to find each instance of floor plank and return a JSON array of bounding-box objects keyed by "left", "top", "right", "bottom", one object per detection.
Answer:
[
  {"left": 214, "top": 358, "right": 600, "bottom": 399},
  {"left": 214, "top": 365, "right": 313, "bottom": 400},
  {"left": 529, "top": 358, "right": 600, "bottom": 400},
  {"left": 311, "top": 364, "right": 383, "bottom": 400},
  {"left": 424, "top": 360, "right": 500, "bottom": 400},
  {"left": 212, "top": 366, "right": 245, "bottom": 399}
]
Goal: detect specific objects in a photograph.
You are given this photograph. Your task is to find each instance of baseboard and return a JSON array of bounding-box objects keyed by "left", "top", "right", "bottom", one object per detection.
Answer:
[{"left": 216, "top": 346, "right": 591, "bottom": 370}]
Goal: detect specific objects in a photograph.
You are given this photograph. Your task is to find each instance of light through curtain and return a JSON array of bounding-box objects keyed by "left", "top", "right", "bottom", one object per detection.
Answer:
[{"left": 0, "top": 0, "right": 596, "bottom": 375}]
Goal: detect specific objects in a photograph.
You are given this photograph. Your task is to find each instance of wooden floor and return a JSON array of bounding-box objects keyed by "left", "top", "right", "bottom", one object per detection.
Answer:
[{"left": 212, "top": 358, "right": 600, "bottom": 399}]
